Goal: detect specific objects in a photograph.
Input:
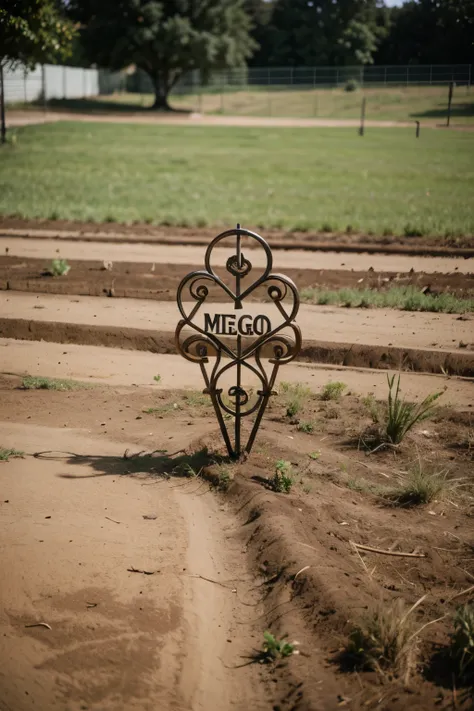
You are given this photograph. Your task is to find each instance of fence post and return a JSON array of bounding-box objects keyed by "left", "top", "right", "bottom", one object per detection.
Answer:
[
  {"left": 23, "top": 68, "right": 27, "bottom": 104},
  {"left": 0, "top": 63, "right": 6, "bottom": 145},
  {"left": 41, "top": 65, "right": 47, "bottom": 113},
  {"left": 83, "top": 68, "right": 86, "bottom": 98},
  {"left": 63, "top": 65, "right": 67, "bottom": 99},
  {"left": 447, "top": 81, "right": 454, "bottom": 127},
  {"left": 359, "top": 97, "right": 366, "bottom": 136}
]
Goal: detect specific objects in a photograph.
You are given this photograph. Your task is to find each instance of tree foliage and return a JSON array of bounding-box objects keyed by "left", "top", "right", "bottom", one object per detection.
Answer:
[
  {"left": 0, "top": 0, "right": 75, "bottom": 67},
  {"left": 375, "top": 0, "right": 474, "bottom": 65},
  {"left": 68, "top": 0, "right": 256, "bottom": 109},
  {"left": 246, "top": 0, "right": 388, "bottom": 67}
]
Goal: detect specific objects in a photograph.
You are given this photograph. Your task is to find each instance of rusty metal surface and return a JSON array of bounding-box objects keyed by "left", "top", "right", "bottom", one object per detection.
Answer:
[{"left": 175, "top": 225, "right": 301, "bottom": 458}]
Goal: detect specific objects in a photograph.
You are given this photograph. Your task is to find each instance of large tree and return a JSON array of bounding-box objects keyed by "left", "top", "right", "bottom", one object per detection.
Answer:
[
  {"left": 375, "top": 0, "right": 474, "bottom": 65},
  {"left": 0, "top": 0, "right": 75, "bottom": 142},
  {"left": 68, "top": 0, "right": 256, "bottom": 110},
  {"left": 247, "top": 0, "right": 386, "bottom": 67},
  {"left": 0, "top": 0, "right": 75, "bottom": 67}
]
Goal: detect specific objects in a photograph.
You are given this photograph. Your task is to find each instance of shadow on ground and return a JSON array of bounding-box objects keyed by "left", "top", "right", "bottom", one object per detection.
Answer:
[
  {"left": 411, "top": 100, "right": 474, "bottom": 121},
  {"left": 33, "top": 447, "right": 222, "bottom": 479},
  {"left": 42, "top": 98, "right": 192, "bottom": 115}
]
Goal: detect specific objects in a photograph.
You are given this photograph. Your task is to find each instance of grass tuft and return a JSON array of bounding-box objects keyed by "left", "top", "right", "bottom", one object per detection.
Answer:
[
  {"left": 279, "top": 381, "right": 312, "bottom": 418},
  {"left": 321, "top": 381, "right": 347, "bottom": 401},
  {"left": 0, "top": 447, "right": 24, "bottom": 461},
  {"left": 385, "top": 375, "right": 442, "bottom": 445},
  {"left": 449, "top": 604, "right": 474, "bottom": 684},
  {"left": 301, "top": 286, "right": 474, "bottom": 315},
  {"left": 383, "top": 460, "right": 460, "bottom": 506},
  {"left": 21, "top": 376, "right": 90, "bottom": 391},
  {"left": 297, "top": 421, "right": 314, "bottom": 434},
  {"left": 344, "top": 597, "right": 423, "bottom": 679}
]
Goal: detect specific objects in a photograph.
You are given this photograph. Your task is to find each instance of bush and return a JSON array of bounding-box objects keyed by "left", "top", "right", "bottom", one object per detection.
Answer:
[
  {"left": 272, "top": 460, "right": 293, "bottom": 493},
  {"left": 344, "top": 78, "right": 359, "bottom": 92},
  {"left": 321, "top": 381, "right": 346, "bottom": 401}
]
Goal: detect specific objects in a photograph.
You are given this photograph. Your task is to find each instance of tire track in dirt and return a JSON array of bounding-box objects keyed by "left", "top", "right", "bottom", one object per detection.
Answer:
[{"left": 0, "top": 424, "right": 267, "bottom": 711}]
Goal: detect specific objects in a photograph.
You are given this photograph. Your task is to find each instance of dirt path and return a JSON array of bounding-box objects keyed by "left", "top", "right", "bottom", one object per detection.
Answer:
[
  {"left": 0, "top": 291, "right": 470, "bottom": 353},
  {"left": 0, "top": 423, "right": 263, "bottom": 711},
  {"left": 2, "top": 338, "right": 473, "bottom": 407},
  {"left": 2, "top": 236, "right": 473, "bottom": 273},
  {"left": 4, "top": 109, "right": 427, "bottom": 130}
]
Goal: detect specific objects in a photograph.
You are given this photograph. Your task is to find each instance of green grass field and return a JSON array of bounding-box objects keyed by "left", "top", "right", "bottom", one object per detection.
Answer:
[
  {"left": 1, "top": 121, "right": 474, "bottom": 236},
  {"left": 48, "top": 85, "right": 474, "bottom": 125}
]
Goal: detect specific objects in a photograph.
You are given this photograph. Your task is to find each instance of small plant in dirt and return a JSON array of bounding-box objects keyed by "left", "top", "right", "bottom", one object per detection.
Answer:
[
  {"left": 309, "top": 450, "right": 320, "bottom": 460},
  {"left": 321, "top": 382, "right": 346, "bottom": 401},
  {"left": 385, "top": 375, "right": 442, "bottom": 445},
  {"left": 280, "top": 381, "right": 311, "bottom": 418},
  {"left": 344, "top": 597, "right": 424, "bottom": 680},
  {"left": 258, "top": 631, "right": 299, "bottom": 663},
  {"left": 173, "top": 461, "right": 201, "bottom": 478},
  {"left": 383, "top": 460, "right": 461, "bottom": 507},
  {"left": 363, "top": 394, "right": 381, "bottom": 423},
  {"left": 21, "top": 376, "right": 89, "bottom": 391},
  {"left": 218, "top": 468, "right": 232, "bottom": 491},
  {"left": 297, "top": 421, "right": 314, "bottom": 434},
  {"left": 46, "top": 258, "right": 70, "bottom": 276},
  {"left": 449, "top": 604, "right": 474, "bottom": 684},
  {"left": 153, "top": 375, "right": 161, "bottom": 383},
  {"left": 271, "top": 459, "right": 293, "bottom": 493},
  {"left": 361, "top": 376, "right": 443, "bottom": 450},
  {"left": 182, "top": 391, "right": 209, "bottom": 408},
  {"left": 0, "top": 447, "right": 24, "bottom": 461}
]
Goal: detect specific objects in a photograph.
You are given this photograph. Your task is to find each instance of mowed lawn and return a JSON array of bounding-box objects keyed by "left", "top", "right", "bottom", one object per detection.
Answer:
[{"left": 1, "top": 121, "right": 473, "bottom": 236}]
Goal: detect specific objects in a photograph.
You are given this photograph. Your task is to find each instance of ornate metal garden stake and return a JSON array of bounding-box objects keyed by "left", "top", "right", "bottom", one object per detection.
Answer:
[{"left": 175, "top": 225, "right": 301, "bottom": 459}]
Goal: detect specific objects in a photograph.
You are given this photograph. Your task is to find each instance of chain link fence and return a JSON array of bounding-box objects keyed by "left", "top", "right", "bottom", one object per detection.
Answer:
[{"left": 2, "top": 62, "right": 473, "bottom": 125}]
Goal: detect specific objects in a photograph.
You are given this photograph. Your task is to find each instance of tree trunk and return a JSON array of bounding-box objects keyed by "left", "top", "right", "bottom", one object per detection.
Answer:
[
  {"left": 0, "top": 63, "right": 6, "bottom": 145},
  {"left": 151, "top": 75, "right": 172, "bottom": 111}
]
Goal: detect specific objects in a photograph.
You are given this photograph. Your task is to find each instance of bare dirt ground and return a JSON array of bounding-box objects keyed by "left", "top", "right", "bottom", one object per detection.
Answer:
[
  {"left": 0, "top": 415, "right": 266, "bottom": 711},
  {"left": 1, "top": 373, "right": 473, "bottom": 711},
  {"left": 2, "top": 256, "right": 473, "bottom": 299},
  {"left": 1, "top": 290, "right": 473, "bottom": 376},
  {"left": 3, "top": 235, "right": 473, "bottom": 273},
  {"left": 2, "top": 338, "right": 473, "bottom": 406},
  {"left": 2, "top": 219, "right": 474, "bottom": 251},
  {"left": 1, "top": 224, "right": 473, "bottom": 710}
]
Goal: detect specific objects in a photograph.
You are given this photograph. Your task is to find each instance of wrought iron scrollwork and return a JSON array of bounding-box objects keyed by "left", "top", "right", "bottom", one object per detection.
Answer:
[{"left": 175, "top": 225, "right": 301, "bottom": 458}]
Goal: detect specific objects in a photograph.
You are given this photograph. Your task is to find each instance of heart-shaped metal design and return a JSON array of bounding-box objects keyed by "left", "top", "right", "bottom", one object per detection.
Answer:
[{"left": 175, "top": 226, "right": 301, "bottom": 458}]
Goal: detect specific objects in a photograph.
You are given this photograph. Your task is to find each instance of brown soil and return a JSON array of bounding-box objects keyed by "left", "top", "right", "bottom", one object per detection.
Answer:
[
  {"left": 1, "top": 375, "right": 472, "bottom": 710},
  {"left": 1, "top": 289, "right": 473, "bottom": 375},
  {"left": 1, "top": 256, "right": 473, "bottom": 300},
  {"left": 2, "top": 216, "right": 474, "bottom": 251},
  {"left": 2, "top": 318, "right": 473, "bottom": 377},
  {"left": 2, "top": 337, "right": 473, "bottom": 407}
]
